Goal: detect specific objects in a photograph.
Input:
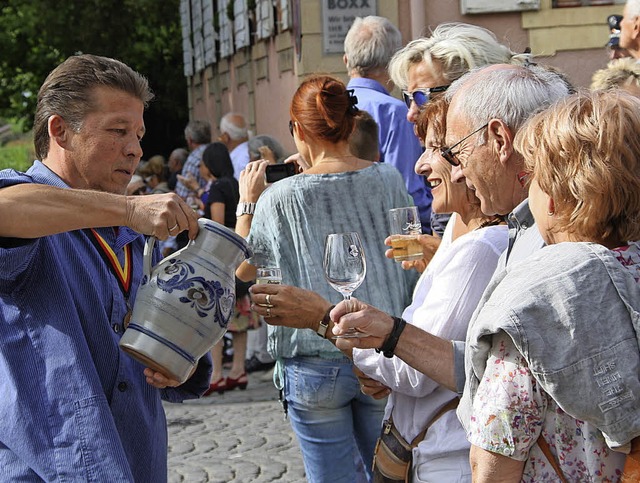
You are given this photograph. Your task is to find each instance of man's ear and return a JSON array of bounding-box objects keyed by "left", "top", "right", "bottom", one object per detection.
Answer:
[
  {"left": 343, "top": 54, "right": 348, "bottom": 67},
  {"left": 48, "top": 115, "right": 70, "bottom": 148},
  {"left": 633, "top": 16, "right": 640, "bottom": 40},
  {"left": 488, "top": 119, "right": 514, "bottom": 166}
]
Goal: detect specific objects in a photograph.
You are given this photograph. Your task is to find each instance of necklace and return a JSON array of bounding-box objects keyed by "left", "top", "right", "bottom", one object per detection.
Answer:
[
  {"left": 475, "top": 216, "right": 506, "bottom": 230},
  {"left": 314, "top": 154, "right": 355, "bottom": 165}
]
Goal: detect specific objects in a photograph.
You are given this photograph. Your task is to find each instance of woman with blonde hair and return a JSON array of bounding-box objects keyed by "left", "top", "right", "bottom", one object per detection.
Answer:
[
  {"left": 591, "top": 57, "right": 640, "bottom": 97},
  {"left": 236, "top": 75, "right": 417, "bottom": 482},
  {"left": 461, "top": 90, "right": 640, "bottom": 482},
  {"left": 388, "top": 22, "right": 528, "bottom": 236}
]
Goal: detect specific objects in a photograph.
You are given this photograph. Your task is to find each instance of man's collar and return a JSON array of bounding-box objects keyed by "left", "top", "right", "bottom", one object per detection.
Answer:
[
  {"left": 27, "top": 160, "right": 69, "bottom": 189},
  {"left": 508, "top": 198, "right": 534, "bottom": 230},
  {"left": 347, "top": 77, "right": 389, "bottom": 95}
]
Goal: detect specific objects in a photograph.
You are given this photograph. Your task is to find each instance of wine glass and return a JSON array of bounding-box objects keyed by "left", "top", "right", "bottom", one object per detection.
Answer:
[{"left": 323, "top": 232, "right": 368, "bottom": 339}]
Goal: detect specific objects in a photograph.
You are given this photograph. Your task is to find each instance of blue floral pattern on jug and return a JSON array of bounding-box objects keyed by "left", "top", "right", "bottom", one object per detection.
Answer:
[{"left": 157, "top": 259, "right": 234, "bottom": 324}]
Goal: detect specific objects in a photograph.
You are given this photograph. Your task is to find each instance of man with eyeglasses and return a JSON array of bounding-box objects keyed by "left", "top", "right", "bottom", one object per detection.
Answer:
[
  {"left": 343, "top": 16, "right": 431, "bottom": 233},
  {"left": 620, "top": 0, "right": 640, "bottom": 60},
  {"left": 329, "top": 63, "right": 570, "bottom": 407}
]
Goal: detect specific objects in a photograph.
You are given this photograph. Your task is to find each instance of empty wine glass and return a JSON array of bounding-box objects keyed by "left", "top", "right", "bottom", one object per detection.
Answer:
[{"left": 323, "top": 232, "right": 368, "bottom": 339}]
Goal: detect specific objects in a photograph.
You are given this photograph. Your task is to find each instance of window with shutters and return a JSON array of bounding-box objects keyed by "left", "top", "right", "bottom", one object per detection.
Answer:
[
  {"left": 203, "top": 0, "right": 217, "bottom": 65},
  {"left": 461, "top": 0, "right": 540, "bottom": 14},
  {"left": 191, "top": 0, "right": 206, "bottom": 73},
  {"left": 256, "top": 0, "right": 275, "bottom": 39},
  {"left": 234, "top": 0, "right": 251, "bottom": 49},
  {"left": 180, "top": 0, "right": 194, "bottom": 76},
  {"left": 218, "top": 0, "right": 234, "bottom": 58}
]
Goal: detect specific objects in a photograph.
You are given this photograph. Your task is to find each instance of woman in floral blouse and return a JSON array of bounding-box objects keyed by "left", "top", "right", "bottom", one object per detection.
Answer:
[{"left": 461, "top": 90, "right": 640, "bottom": 482}]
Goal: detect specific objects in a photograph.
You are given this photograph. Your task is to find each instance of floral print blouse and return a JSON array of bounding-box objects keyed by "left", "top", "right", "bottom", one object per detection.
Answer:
[
  {"left": 468, "top": 333, "right": 625, "bottom": 482},
  {"left": 467, "top": 242, "right": 639, "bottom": 482}
]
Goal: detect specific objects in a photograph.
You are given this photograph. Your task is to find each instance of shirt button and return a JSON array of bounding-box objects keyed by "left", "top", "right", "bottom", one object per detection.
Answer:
[
  {"left": 118, "top": 382, "right": 128, "bottom": 392},
  {"left": 112, "top": 323, "right": 121, "bottom": 334},
  {"left": 521, "top": 222, "right": 528, "bottom": 229}
]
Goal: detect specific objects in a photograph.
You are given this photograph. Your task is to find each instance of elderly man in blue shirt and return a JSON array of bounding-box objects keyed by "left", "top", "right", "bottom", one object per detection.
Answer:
[
  {"left": 343, "top": 16, "right": 432, "bottom": 233},
  {"left": 0, "top": 54, "right": 212, "bottom": 482}
]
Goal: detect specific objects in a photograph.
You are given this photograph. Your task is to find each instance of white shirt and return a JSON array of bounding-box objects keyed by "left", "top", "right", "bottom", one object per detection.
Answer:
[{"left": 353, "top": 214, "right": 508, "bottom": 466}]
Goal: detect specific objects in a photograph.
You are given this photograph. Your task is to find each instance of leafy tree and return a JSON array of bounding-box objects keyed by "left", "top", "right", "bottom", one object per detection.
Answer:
[{"left": 0, "top": 0, "right": 188, "bottom": 158}]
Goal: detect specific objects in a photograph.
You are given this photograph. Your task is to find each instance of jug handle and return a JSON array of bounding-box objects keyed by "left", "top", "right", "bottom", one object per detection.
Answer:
[
  {"left": 143, "top": 236, "right": 157, "bottom": 279},
  {"left": 144, "top": 219, "right": 205, "bottom": 276}
]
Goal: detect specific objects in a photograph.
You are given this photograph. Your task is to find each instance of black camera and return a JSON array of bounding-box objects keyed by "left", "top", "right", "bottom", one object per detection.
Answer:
[{"left": 265, "top": 163, "right": 296, "bottom": 183}]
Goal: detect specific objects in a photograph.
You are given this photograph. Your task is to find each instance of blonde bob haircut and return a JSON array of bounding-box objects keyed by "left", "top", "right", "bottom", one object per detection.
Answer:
[{"left": 516, "top": 89, "right": 640, "bottom": 244}]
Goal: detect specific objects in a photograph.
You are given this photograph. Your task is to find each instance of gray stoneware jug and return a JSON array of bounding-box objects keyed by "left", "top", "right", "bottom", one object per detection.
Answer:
[{"left": 119, "top": 218, "right": 252, "bottom": 383}]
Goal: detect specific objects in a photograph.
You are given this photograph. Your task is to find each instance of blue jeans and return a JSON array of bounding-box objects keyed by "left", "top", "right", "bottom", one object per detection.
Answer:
[{"left": 283, "top": 356, "right": 387, "bottom": 483}]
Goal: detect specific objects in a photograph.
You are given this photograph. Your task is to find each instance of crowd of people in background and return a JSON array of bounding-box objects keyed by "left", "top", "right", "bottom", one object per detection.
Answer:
[{"left": 2, "top": 2, "right": 640, "bottom": 482}]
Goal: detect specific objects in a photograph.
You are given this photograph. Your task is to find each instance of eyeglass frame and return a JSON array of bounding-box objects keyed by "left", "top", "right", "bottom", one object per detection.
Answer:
[
  {"left": 440, "top": 123, "right": 489, "bottom": 168},
  {"left": 401, "top": 85, "right": 449, "bottom": 109}
]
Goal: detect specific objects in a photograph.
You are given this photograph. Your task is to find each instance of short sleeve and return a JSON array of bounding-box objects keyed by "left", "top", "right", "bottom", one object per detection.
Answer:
[{"left": 467, "top": 332, "right": 547, "bottom": 461}]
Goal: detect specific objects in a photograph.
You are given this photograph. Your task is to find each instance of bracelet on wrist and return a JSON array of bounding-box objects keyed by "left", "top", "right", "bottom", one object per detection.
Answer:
[
  {"left": 316, "top": 305, "right": 336, "bottom": 338},
  {"left": 376, "top": 317, "right": 407, "bottom": 358}
]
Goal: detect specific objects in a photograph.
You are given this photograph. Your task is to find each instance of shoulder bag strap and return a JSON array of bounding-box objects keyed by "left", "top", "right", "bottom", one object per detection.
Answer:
[
  {"left": 537, "top": 435, "right": 568, "bottom": 483},
  {"left": 409, "top": 398, "right": 460, "bottom": 447}
]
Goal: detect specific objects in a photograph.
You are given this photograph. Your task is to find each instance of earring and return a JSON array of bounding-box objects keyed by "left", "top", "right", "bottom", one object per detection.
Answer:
[{"left": 547, "top": 210, "right": 554, "bottom": 216}]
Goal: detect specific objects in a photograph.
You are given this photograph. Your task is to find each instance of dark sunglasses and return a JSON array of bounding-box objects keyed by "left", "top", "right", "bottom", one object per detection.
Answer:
[
  {"left": 440, "top": 123, "right": 489, "bottom": 167},
  {"left": 401, "top": 85, "right": 449, "bottom": 109}
]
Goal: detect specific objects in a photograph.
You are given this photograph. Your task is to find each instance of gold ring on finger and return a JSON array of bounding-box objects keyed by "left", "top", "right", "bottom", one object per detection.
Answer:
[
  {"left": 265, "top": 294, "right": 272, "bottom": 306},
  {"left": 266, "top": 307, "right": 272, "bottom": 318}
]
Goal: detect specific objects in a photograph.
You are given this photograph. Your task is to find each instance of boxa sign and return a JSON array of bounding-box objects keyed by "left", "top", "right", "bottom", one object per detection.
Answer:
[{"left": 322, "top": 0, "right": 377, "bottom": 54}]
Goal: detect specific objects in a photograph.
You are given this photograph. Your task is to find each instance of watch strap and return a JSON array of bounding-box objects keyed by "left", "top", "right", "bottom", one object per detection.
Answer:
[
  {"left": 316, "top": 305, "right": 336, "bottom": 338},
  {"left": 236, "top": 202, "right": 256, "bottom": 217}
]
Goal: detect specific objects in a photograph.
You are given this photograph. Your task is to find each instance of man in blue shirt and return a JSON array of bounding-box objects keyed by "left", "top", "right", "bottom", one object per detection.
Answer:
[
  {"left": 343, "top": 16, "right": 432, "bottom": 233},
  {"left": 0, "top": 54, "right": 212, "bottom": 481}
]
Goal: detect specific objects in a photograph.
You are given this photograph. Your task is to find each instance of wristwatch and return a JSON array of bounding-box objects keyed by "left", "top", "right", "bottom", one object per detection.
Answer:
[
  {"left": 236, "top": 202, "right": 256, "bottom": 217},
  {"left": 316, "top": 305, "right": 336, "bottom": 338}
]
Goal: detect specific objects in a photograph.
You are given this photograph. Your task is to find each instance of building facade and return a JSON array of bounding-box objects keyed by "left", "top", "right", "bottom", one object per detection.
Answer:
[{"left": 181, "top": 0, "right": 623, "bottom": 151}]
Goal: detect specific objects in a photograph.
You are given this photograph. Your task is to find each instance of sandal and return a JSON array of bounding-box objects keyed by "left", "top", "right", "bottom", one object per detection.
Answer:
[
  {"left": 203, "top": 377, "right": 227, "bottom": 396},
  {"left": 225, "top": 372, "right": 248, "bottom": 391}
]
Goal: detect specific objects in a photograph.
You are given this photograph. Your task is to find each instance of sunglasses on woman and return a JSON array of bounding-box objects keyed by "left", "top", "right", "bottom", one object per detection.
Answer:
[{"left": 401, "top": 85, "right": 449, "bottom": 109}]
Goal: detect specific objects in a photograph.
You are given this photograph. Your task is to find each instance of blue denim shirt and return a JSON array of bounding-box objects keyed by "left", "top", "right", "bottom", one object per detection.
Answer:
[
  {"left": 453, "top": 199, "right": 544, "bottom": 393},
  {"left": 347, "top": 78, "right": 432, "bottom": 233},
  {"left": 0, "top": 162, "right": 212, "bottom": 481},
  {"left": 460, "top": 241, "right": 640, "bottom": 450}
]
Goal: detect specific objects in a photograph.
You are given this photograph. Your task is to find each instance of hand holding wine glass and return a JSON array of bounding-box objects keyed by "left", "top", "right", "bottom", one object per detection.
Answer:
[{"left": 323, "top": 232, "right": 368, "bottom": 339}]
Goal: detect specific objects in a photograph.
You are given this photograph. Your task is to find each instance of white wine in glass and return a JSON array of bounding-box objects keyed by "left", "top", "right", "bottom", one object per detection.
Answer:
[{"left": 323, "top": 232, "right": 368, "bottom": 339}]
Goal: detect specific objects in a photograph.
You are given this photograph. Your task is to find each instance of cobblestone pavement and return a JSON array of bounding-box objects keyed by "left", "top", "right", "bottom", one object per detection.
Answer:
[{"left": 164, "top": 369, "right": 306, "bottom": 482}]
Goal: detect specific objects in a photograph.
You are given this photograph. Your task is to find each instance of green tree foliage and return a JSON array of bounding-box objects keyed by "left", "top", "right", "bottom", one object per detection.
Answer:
[{"left": 0, "top": 0, "right": 188, "bottom": 158}]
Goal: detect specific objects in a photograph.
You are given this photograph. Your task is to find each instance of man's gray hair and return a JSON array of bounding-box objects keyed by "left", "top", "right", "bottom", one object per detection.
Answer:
[
  {"left": 627, "top": 0, "right": 640, "bottom": 18},
  {"left": 184, "top": 120, "right": 211, "bottom": 144},
  {"left": 220, "top": 112, "right": 249, "bottom": 141},
  {"left": 445, "top": 64, "right": 570, "bottom": 142},
  {"left": 388, "top": 23, "right": 526, "bottom": 91},
  {"left": 344, "top": 16, "right": 402, "bottom": 77}
]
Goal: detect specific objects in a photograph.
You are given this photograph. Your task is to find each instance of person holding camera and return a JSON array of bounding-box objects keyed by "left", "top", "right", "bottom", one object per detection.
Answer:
[{"left": 235, "top": 74, "right": 417, "bottom": 482}]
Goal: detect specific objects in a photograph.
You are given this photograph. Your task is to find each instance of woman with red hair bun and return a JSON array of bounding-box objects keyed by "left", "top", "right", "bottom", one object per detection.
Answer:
[{"left": 236, "top": 74, "right": 417, "bottom": 482}]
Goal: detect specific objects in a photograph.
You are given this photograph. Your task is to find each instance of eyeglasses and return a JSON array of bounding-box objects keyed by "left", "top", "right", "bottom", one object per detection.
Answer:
[
  {"left": 440, "top": 123, "right": 489, "bottom": 167},
  {"left": 401, "top": 86, "right": 449, "bottom": 109}
]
